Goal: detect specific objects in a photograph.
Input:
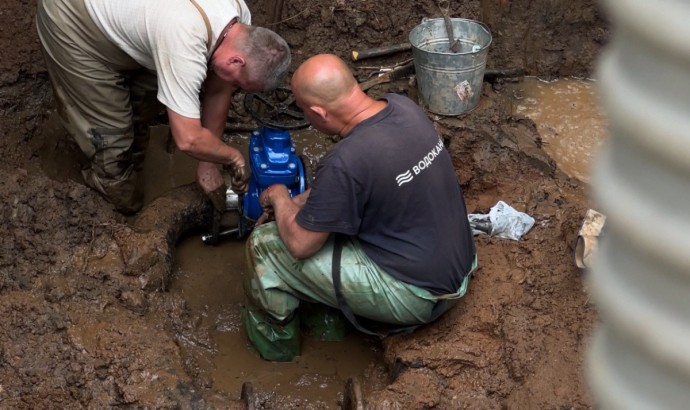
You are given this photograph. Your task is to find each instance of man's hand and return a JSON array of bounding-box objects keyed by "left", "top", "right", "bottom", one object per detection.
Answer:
[
  {"left": 255, "top": 184, "right": 283, "bottom": 226},
  {"left": 255, "top": 210, "right": 273, "bottom": 226},
  {"left": 227, "top": 162, "right": 250, "bottom": 193}
]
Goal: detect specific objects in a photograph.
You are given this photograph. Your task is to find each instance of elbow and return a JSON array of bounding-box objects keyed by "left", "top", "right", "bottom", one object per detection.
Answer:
[
  {"left": 171, "top": 128, "right": 202, "bottom": 154},
  {"left": 287, "top": 244, "right": 313, "bottom": 260},
  {"left": 285, "top": 239, "right": 320, "bottom": 260},
  {"left": 175, "top": 136, "right": 196, "bottom": 154},
  {"left": 277, "top": 217, "right": 324, "bottom": 260}
]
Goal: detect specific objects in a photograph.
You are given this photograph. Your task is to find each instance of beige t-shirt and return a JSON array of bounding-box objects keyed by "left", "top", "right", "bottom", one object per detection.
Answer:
[{"left": 85, "top": 0, "right": 251, "bottom": 118}]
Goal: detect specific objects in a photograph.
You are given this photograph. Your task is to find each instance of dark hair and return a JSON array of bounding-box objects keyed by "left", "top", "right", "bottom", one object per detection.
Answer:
[{"left": 241, "top": 26, "right": 291, "bottom": 91}]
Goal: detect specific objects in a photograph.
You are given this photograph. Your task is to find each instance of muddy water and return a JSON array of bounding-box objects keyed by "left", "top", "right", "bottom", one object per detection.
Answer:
[
  {"left": 142, "top": 125, "right": 382, "bottom": 406},
  {"left": 171, "top": 237, "right": 383, "bottom": 406},
  {"left": 141, "top": 125, "right": 199, "bottom": 204},
  {"left": 506, "top": 77, "right": 608, "bottom": 183}
]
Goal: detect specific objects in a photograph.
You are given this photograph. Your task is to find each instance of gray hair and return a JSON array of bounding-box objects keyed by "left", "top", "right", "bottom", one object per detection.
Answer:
[{"left": 241, "top": 26, "right": 291, "bottom": 91}]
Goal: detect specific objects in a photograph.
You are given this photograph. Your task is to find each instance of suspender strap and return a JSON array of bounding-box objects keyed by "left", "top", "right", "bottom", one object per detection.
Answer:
[
  {"left": 332, "top": 234, "right": 381, "bottom": 337},
  {"left": 189, "top": 0, "right": 213, "bottom": 51},
  {"left": 331, "top": 234, "right": 448, "bottom": 338}
]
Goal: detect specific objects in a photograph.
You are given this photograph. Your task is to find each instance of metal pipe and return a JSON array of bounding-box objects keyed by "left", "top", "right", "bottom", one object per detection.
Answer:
[
  {"left": 201, "top": 227, "right": 239, "bottom": 244},
  {"left": 587, "top": 0, "right": 690, "bottom": 408}
]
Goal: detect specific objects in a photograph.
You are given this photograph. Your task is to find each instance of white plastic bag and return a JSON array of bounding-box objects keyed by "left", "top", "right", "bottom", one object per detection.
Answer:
[{"left": 468, "top": 201, "right": 535, "bottom": 241}]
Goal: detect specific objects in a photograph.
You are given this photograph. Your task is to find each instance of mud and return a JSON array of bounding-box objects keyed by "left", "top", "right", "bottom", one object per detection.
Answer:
[{"left": 0, "top": 0, "right": 607, "bottom": 408}]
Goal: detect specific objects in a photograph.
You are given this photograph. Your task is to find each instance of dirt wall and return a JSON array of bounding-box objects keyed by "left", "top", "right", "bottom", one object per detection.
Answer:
[
  {"left": 481, "top": 0, "right": 608, "bottom": 78},
  {"left": 0, "top": 0, "right": 51, "bottom": 169},
  {"left": 249, "top": 0, "right": 608, "bottom": 77}
]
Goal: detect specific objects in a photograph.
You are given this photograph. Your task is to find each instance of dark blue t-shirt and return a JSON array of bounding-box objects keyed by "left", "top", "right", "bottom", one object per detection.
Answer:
[{"left": 296, "top": 93, "right": 475, "bottom": 294}]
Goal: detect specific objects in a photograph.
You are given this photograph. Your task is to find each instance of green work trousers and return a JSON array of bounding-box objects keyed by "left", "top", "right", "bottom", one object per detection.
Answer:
[
  {"left": 36, "top": 0, "right": 161, "bottom": 214},
  {"left": 242, "top": 222, "right": 475, "bottom": 361}
]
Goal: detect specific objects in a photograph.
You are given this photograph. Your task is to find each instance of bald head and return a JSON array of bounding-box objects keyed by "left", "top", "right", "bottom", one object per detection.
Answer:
[
  {"left": 292, "top": 54, "right": 384, "bottom": 136},
  {"left": 291, "top": 54, "right": 358, "bottom": 108}
]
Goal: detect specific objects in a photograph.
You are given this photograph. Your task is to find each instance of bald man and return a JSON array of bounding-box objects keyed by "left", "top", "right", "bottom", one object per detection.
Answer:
[
  {"left": 37, "top": 0, "right": 290, "bottom": 214},
  {"left": 241, "top": 54, "right": 476, "bottom": 361}
]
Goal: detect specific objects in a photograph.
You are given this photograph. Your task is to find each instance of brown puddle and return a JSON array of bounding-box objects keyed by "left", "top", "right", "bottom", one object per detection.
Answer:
[
  {"left": 140, "top": 125, "right": 199, "bottom": 204},
  {"left": 505, "top": 77, "right": 609, "bottom": 183},
  {"left": 171, "top": 237, "right": 383, "bottom": 406},
  {"left": 142, "top": 125, "right": 383, "bottom": 406}
]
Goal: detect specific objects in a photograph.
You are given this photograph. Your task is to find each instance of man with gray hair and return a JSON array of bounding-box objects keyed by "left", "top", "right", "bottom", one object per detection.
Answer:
[{"left": 36, "top": 0, "right": 291, "bottom": 214}]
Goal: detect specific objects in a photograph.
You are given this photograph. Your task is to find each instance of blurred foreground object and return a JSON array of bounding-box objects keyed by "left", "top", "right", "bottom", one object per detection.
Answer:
[{"left": 587, "top": 0, "right": 690, "bottom": 408}]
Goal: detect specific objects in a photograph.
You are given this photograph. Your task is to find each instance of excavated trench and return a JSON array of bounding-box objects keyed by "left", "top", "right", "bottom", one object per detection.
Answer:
[
  {"left": 144, "top": 125, "right": 387, "bottom": 408},
  {"left": 117, "top": 75, "right": 606, "bottom": 407}
]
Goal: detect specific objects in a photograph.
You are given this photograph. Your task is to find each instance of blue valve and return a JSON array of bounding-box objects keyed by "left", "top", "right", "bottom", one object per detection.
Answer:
[{"left": 240, "top": 126, "right": 307, "bottom": 235}]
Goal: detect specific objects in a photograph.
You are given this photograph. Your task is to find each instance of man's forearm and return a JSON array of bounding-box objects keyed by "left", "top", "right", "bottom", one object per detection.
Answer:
[
  {"left": 264, "top": 186, "right": 328, "bottom": 259},
  {"left": 292, "top": 188, "right": 311, "bottom": 208},
  {"left": 271, "top": 188, "right": 304, "bottom": 239},
  {"left": 167, "top": 110, "right": 244, "bottom": 166},
  {"left": 201, "top": 70, "right": 236, "bottom": 137},
  {"left": 174, "top": 108, "right": 245, "bottom": 185}
]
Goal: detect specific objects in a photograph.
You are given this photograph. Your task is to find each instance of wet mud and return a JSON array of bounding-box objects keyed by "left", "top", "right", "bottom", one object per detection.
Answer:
[
  {"left": 0, "top": 0, "right": 608, "bottom": 408},
  {"left": 506, "top": 77, "right": 607, "bottom": 183}
]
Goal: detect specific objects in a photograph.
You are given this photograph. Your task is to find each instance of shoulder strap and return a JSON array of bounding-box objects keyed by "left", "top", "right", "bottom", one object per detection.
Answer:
[{"left": 189, "top": 0, "right": 213, "bottom": 51}]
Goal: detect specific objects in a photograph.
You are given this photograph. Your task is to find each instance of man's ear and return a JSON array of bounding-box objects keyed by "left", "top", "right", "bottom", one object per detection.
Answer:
[
  {"left": 310, "top": 105, "right": 327, "bottom": 121},
  {"left": 227, "top": 55, "right": 246, "bottom": 67}
]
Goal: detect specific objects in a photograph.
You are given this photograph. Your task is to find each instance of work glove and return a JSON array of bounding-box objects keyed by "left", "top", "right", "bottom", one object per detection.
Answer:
[{"left": 226, "top": 162, "right": 250, "bottom": 193}]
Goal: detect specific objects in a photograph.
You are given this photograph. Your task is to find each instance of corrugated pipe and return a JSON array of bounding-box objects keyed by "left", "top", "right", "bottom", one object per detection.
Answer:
[{"left": 587, "top": 0, "right": 690, "bottom": 408}]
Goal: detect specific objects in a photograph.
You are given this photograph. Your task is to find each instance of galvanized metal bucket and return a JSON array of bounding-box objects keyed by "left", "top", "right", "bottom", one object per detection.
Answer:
[{"left": 409, "top": 18, "right": 492, "bottom": 115}]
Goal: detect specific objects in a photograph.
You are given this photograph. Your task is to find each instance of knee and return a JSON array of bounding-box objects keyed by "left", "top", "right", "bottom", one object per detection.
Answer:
[
  {"left": 243, "top": 229, "right": 266, "bottom": 300},
  {"left": 86, "top": 126, "right": 137, "bottom": 177}
]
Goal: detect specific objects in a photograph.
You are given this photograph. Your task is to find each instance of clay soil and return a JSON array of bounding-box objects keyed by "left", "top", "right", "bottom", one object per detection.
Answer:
[{"left": 0, "top": 0, "right": 608, "bottom": 408}]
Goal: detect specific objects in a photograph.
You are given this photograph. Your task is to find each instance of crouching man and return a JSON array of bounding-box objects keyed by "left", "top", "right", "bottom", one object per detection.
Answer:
[
  {"left": 36, "top": 0, "right": 290, "bottom": 214},
  {"left": 242, "top": 54, "right": 477, "bottom": 361}
]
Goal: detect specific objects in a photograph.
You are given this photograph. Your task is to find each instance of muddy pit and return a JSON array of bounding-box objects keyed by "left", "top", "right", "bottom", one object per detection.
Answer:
[{"left": 0, "top": 0, "right": 609, "bottom": 408}]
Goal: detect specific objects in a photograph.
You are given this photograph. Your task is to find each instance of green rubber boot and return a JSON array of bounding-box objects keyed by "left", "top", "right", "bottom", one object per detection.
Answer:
[
  {"left": 241, "top": 305, "right": 300, "bottom": 362},
  {"left": 300, "top": 303, "right": 352, "bottom": 342}
]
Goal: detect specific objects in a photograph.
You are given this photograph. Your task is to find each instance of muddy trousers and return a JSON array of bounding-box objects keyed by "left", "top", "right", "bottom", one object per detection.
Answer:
[
  {"left": 36, "top": 0, "right": 161, "bottom": 214},
  {"left": 242, "top": 223, "right": 474, "bottom": 361}
]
